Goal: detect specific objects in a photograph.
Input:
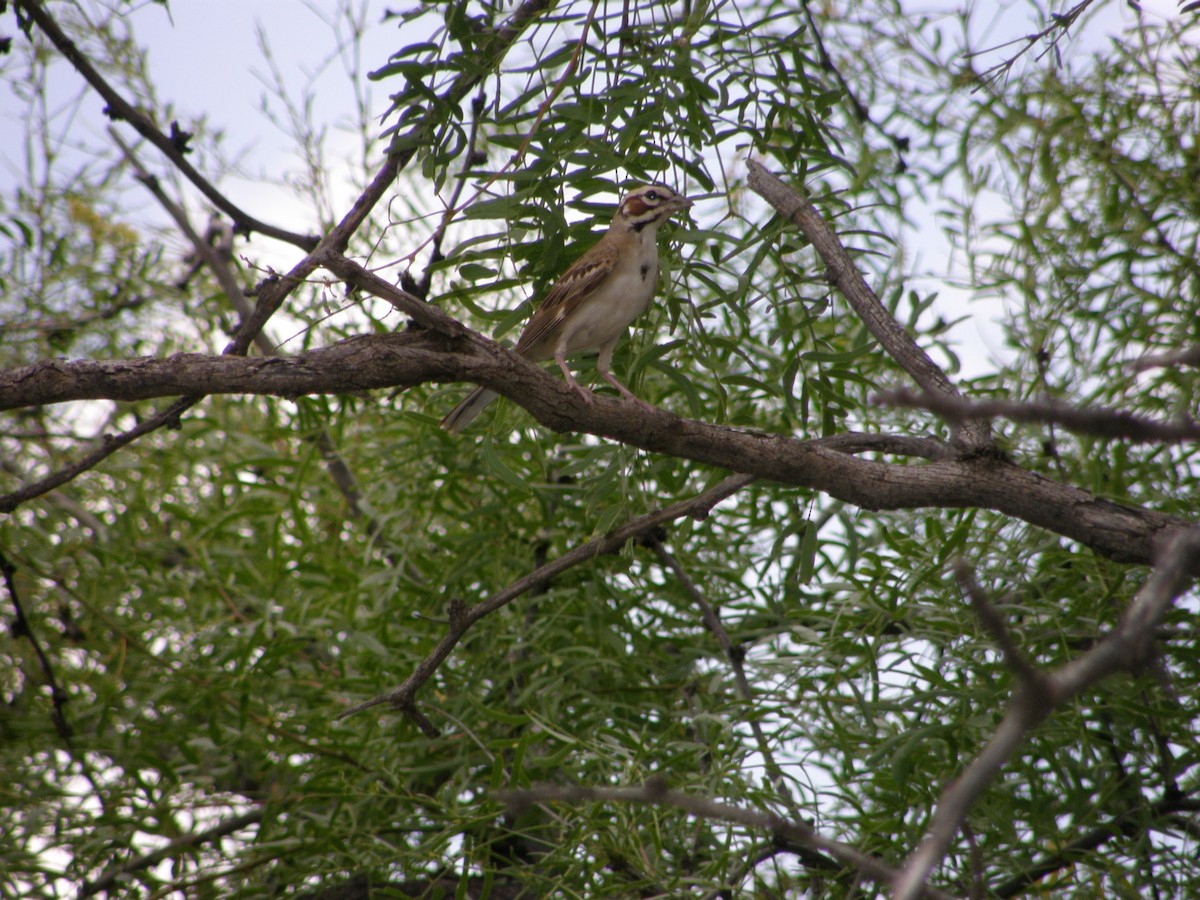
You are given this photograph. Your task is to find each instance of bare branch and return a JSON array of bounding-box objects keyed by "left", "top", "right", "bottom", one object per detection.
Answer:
[
  {"left": 0, "top": 547, "right": 121, "bottom": 821},
  {"left": 0, "top": 297, "right": 148, "bottom": 334},
  {"left": 894, "top": 528, "right": 1200, "bottom": 900},
  {"left": 497, "top": 780, "right": 956, "bottom": 900},
  {"left": 408, "top": 90, "right": 490, "bottom": 301},
  {"left": 954, "top": 562, "right": 1041, "bottom": 688},
  {"left": 993, "top": 796, "right": 1200, "bottom": 897},
  {"left": 335, "top": 474, "right": 754, "bottom": 724},
  {"left": 0, "top": 396, "right": 199, "bottom": 514},
  {"left": 1, "top": 549, "right": 73, "bottom": 743},
  {"left": 877, "top": 387, "right": 1200, "bottom": 445},
  {"left": 745, "top": 160, "right": 992, "bottom": 452},
  {"left": 113, "top": 134, "right": 390, "bottom": 544},
  {"left": 815, "top": 432, "right": 952, "bottom": 460},
  {"left": 967, "top": 0, "right": 1104, "bottom": 93},
  {"left": 317, "top": 253, "right": 468, "bottom": 337},
  {"left": 0, "top": 335, "right": 461, "bottom": 411},
  {"left": 14, "top": 0, "right": 320, "bottom": 249},
  {"left": 3, "top": 0, "right": 554, "bottom": 511},
  {"left": 110, "top": 129, "right": 256, "bottom": 337},
  {"left": 223, "top": 0, "right": 551, "bottom": 354}
]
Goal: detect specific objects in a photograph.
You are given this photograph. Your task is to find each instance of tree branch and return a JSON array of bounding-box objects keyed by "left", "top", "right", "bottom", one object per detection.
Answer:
[
  {"left": 2, "top": 0, "right": 554, "bottom": 511},
  {"left": 893, "top": 527, "right": 1200, "bottom": 900},
  {"left": 2, "top": 337, "right": 1192, "bottom": 569},
  {"left": 648, "top": 536, "right": 805, "bottom": 821},
  {"left": 112, "top": 135, "right": 396, "bottom": 548},
  {"left": 221, "top": 0, "right": 552, "bottom": 354},
  {"left": 335, "top": 474, "right": 754, "bottom": 724},
  {"left": 954, "top": 563, "right": 1041, "bottom": 688},
  {"left": 0, "top": 396, "right": 199, "bottom": 514},
  {"left": 993, "top": 795, "right": 1200, "bottom": 897},
  {"left": 1129, "top": 345, "right": 1200, "bottom": 372},
  {"left": 877, "top": 387, "right": 1200, "bottom": 445},
  {"left": 13, "top": 0, "right": 320, "bottom": 249},
  {"left": 745, "top": 159, "right": 992, "bottom": 452},
  {"left": 965, "top": 0, "right": 1103, "bottom": 93},
  {"left": 497, "top": 780, "right": 956, "bottom": 900},
  {"left": 316, "top": 253, "right": 467, "bottom": 337},
  {"left": 1, "top": 548, "right": 73, "bottom": 743},
  {"left": 79, "top": 809, "right": 264, "bottom": 899}
]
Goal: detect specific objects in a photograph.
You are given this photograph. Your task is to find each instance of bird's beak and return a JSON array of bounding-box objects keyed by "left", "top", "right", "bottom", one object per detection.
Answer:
[{"left": 671, "top": 195, "right": 694, "bottom": 212}]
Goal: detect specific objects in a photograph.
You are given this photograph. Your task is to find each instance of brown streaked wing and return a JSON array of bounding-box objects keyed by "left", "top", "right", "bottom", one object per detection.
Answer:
[{"left": 514, "top": 246, "right": 616, "bottom": 354}]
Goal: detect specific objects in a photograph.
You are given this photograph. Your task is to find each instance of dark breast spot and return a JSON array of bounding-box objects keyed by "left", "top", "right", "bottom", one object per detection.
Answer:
[{"left": 640, "top": 263, "right": 651, "bottom": 280}]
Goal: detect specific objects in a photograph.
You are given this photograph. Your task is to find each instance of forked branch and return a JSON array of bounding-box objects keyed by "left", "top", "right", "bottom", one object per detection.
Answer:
[
  {"left": 335, "top": 474, "right": 755, "bottom": 726},
  {"left": 745, "top": 160, "right": 992, "bottom": 452},
  {"left": 893, "top": 528, "right": 1200, "bottom": 900},
  {"left": 498, "top": 780, "right": 956, "bottom": 900}
]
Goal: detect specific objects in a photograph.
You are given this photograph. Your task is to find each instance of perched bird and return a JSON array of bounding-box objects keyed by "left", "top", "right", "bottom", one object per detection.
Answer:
[{"left": 440, "top": 183, "right": 692, "bottom": 433}]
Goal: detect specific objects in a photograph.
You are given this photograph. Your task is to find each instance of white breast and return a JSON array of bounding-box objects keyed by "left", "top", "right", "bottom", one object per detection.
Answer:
[{"left": 555, "top": 227, "right": 660, "bottom": 356}]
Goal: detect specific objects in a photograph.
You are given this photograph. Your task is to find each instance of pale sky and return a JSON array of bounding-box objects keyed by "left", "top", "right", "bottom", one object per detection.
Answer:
[{"left": 0, "top": 0, "right": 1181, "bottom": 378}]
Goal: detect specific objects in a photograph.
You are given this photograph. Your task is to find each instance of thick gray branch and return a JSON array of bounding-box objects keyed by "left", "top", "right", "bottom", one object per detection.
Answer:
[
  {"left": 746, "top": 160, "right": 992, "bottom": 451},
  {"left": 2, "top": 335, "right": 1192, "bottom": 571},
  {"left": 0, "top": 334, "right": 462, "bottom": 408}
]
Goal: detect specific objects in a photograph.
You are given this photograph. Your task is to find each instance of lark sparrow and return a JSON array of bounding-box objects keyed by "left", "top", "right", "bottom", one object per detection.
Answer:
[{"left": 441, "top": 183, "right": 692, "bottom": 433}]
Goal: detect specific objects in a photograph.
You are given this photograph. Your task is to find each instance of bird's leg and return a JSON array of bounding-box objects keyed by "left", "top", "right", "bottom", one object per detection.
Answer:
[
  {"left": 595, "top": 344, "right": 654, "bottom": 411},
  {"left": 556, "top": 353, "right": 594, "bottom": 405},
  {"left": 600, "top": 369, "right": 655, "bottom": 411}
]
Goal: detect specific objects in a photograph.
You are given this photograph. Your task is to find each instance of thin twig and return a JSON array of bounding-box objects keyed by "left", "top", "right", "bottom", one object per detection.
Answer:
[
  {"left": 1129, "top": 346, "right": 1200, "bottom": 373},
  {"left": 1, "top": 548, "right": 72, "bottom": 743},
  {"left": 317, "top": 253, "right": 467, "bottom": 337},
  {"left": 409, "top": 89, "right": 490, "bottom": 301},
  {"left": 648, "top": 537, "right": 805, "bottom": 822},
  {"left": 112, "top": 133, "right": 393, "bottom": 548},
  {"left": 110, "top": 129, "right": 252, "bottom": 336},
  {"left": 1, "top": 546, "right": 123, "bottom": 823},
  {"left": 227, "top": 0, "right": 553, "bottom": 352},
  {"left": 1, "top": 297, "right": 148, "bottom": 334},
  {"left": 335, "top": 474, "right": 754, "bottom": 725},
  {"left": 78, "top": 809, "right": 264, "bottom": 899},
  {"left": 991, "top": 796, "right": 1200, "bottom": 897},
  {"left": 877, "top": 387, "right": 1200, "bottom": 445},
  {"left": 2, "top": 0, "right": 552, "bottom": 511},
  {"left": 953, "top": 561, "right": 1041, "bottom": 688},
  {"left": 387, "top": 0, "right": 601, "bottom": 272},
  {"left": 14, "top": 0, "right": 319, "bottom": 249},
  {"left": 0, "top": 396, "right": 199, "bottom": 514},
  {"left": 796, "top": 0, "right": 910, "bottom": 162},
  {"left": 967, "top": 0, "right": 1103, "bottom": 94},
  {"left": 498, "top": 780, "right": 956, "bottom": 900}
]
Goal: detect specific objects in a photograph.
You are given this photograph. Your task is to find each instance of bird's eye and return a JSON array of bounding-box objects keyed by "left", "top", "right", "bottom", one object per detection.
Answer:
[{"left": 645, "top": 190, "right": 660, "bottom": 201}]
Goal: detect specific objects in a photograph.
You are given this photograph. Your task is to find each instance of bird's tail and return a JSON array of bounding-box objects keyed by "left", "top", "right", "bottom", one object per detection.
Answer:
[{"left": 440, "top": 386, "right": 500, "bottom": 434}]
